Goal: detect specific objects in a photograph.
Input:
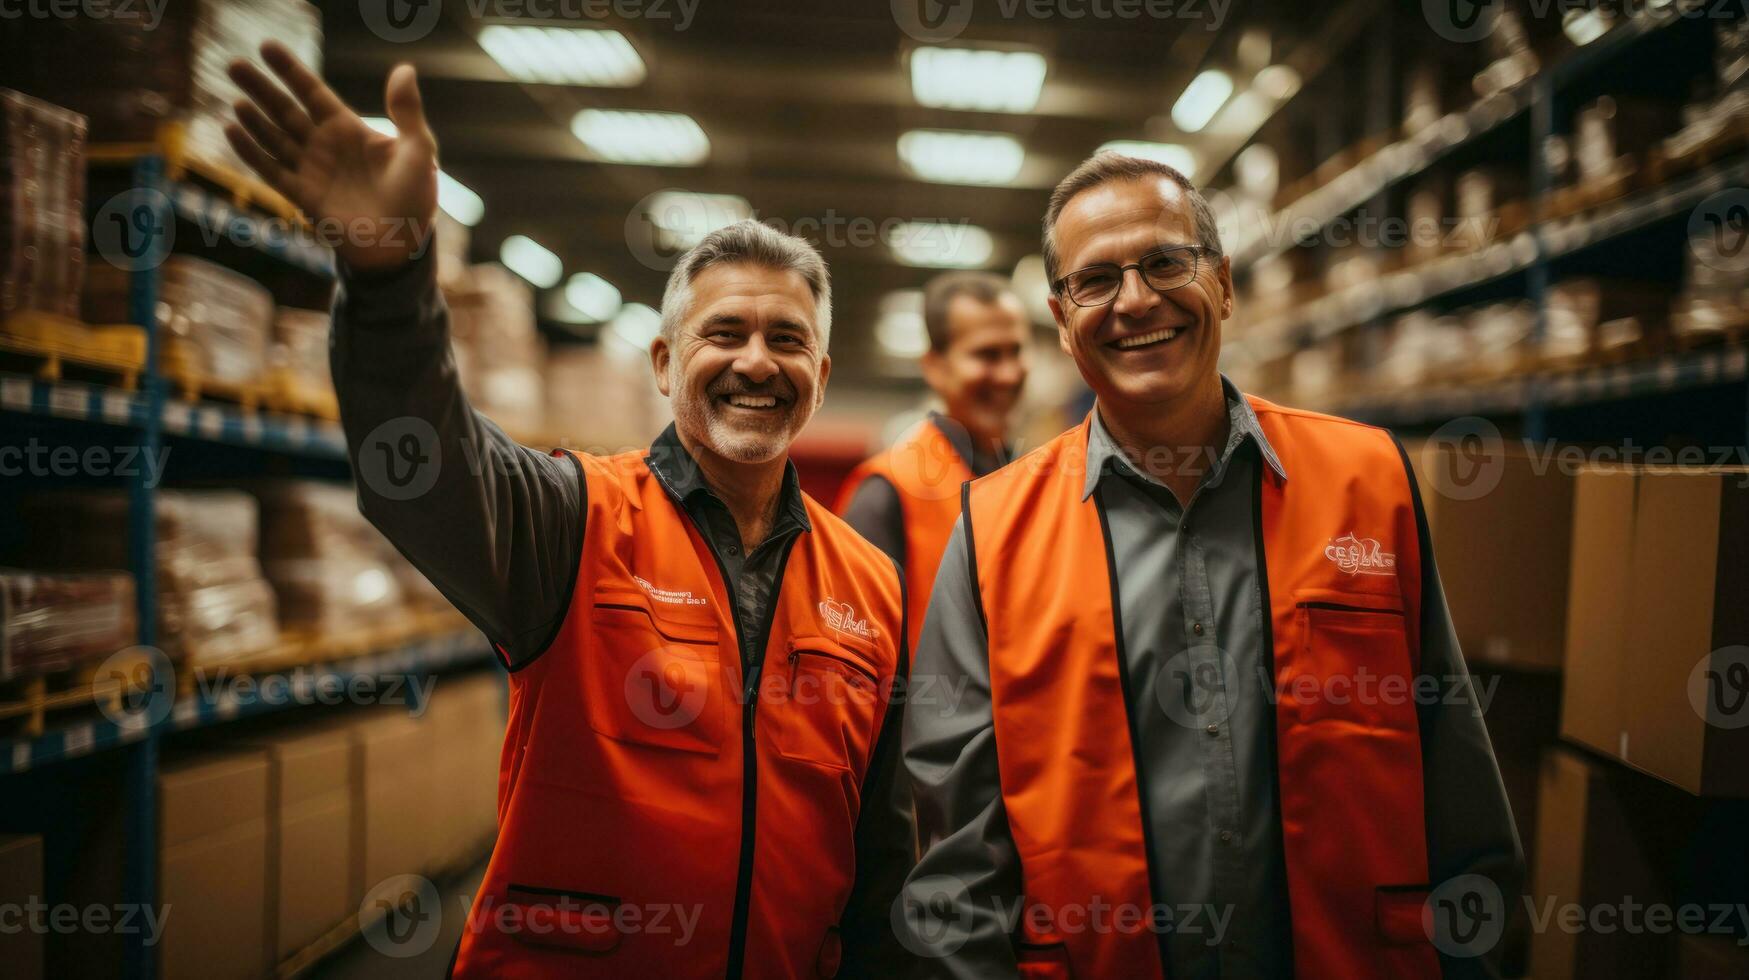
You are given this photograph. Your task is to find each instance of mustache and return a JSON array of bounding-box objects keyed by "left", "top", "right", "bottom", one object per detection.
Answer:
[{"left": 707, "top": 373, "right": 796, "bottom": 401}]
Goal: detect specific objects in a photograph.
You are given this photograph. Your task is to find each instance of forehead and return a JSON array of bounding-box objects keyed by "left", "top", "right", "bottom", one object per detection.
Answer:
[
  {"left": 945, "top": 292, "right": 1029, "bottom": 342},
  {"left": 684, "top": 261, "right": 818, "bottom": 331},
  {"left": 1054, "top": 176, "right": 1199, "bottom": 269}
]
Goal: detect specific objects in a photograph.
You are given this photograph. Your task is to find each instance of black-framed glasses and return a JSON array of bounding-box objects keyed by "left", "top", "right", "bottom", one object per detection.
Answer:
[{"left": 1053, "top": 244, "right": 1217, "bottom": 308}]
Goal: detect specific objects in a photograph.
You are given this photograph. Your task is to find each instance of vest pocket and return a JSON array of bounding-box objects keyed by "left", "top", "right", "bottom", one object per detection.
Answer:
[
  {"left": 1290, "top": 590, "right": 1416, "bottom": 731},
  {"left": 1016, "top": 940, "right": 1074, "bottom": 979},
  {"left": 1374, "top": 885, "right": 1432, "bottom": 945},
  {"left": 502, "top": 883, "right": 622, "bottom": 953},
  {"left": 767, "top": 635, "right": 882, "bottom": 772},
  {"left": 588, "top": 590, "right": 725, "bottom": 755}
]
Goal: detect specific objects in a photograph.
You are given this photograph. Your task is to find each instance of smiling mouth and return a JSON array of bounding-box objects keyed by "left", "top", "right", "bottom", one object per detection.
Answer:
[
  {"left": 1110, "top": 326, "right": 1184, "bottom": 351},
  {"left": 719, "top": 394, "right": 784, "bottom": 410}
]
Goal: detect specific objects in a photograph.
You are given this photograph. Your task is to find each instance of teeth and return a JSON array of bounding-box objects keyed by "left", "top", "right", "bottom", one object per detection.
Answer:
[
  {"left": 726, "top": 395, "right": 779, "bottom": 408},
  {"left": 1115, "top": 327, "right": 1179, "bottom": 349}
]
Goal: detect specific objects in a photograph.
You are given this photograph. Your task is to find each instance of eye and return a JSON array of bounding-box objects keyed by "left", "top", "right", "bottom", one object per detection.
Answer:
[
  {"left": 1144, "top": 252, "right": 1190, "bottom": 275},
  {"left": 1075, "top": 270, "right": 1117, "bottom": 289}
]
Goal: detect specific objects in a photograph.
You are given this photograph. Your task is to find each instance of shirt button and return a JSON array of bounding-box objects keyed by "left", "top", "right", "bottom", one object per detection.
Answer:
[
  {"left": 1193, "top": 622, "right": 1205, "bottom": 636},
  {"left": 1219, "top": 830, "right": 1234, "bottom": 844},
  {"left": 1205, "top": 723, "right": 1219, "bottom": 736},
  {"left": 726, "top": 545, "right": 740, "bottom": 556}
]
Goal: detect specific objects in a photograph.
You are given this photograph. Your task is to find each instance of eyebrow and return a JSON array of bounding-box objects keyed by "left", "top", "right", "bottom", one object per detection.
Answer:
[
  {"left": 1070, "top": 241, "right": 1199, "bottom": 271},
  {"left": 698, "top": 312, "right": 814, "bottom": 336}
]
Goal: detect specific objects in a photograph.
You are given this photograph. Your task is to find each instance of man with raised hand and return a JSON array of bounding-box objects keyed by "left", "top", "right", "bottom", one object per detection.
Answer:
[
  {"left": 224, "top": 42, "right": 913, "bottom": 979},
  {"left": 835, "top": 271, "right": 1029, "bottom": 650},
  {"left": 900, "top": 153, "right": 1523, "bottom": 979}
]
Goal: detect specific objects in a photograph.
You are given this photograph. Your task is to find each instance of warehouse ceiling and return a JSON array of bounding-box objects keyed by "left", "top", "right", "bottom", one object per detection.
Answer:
[{"left": 314, "top": 0, "right": 1376, "bottom": 381}]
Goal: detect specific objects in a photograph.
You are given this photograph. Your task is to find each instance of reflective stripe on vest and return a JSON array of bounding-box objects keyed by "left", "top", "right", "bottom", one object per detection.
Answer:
[
  {"left": 835, "top": 418, "right": 972, "bottom": 650},
  {"left": 452, "top": 449, "right": 904, "bottom": 980},
  {"left": 966, "top": 396, "right": 1438, "bottom": 979}
]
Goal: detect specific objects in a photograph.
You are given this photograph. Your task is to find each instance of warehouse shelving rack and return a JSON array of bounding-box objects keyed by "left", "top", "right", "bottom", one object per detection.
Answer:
[
  {"left": 1226, "top": 3, "right": 1749, "bottom": 448},
  {"left": 0, "top": 140, "right": 492, "bottom": 980}
]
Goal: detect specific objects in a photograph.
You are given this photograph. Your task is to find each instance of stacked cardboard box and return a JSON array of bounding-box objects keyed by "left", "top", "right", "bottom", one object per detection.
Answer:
[
  {"left": 253, "top": 481, "right": 406, "bottom": 636},
  {"left": 0, "top": 89, "right": 85, "bottom": 321},
  {"left": 86, "top": 256, "right": 274, "bottom": 390},
  {"left": 157, "top": 750, "right": 272, "bottom": 979},
  {"left": 0, "top": 834, "right": 44, "bottom": 980},
  {"left": 244, "top": 725, "right": 354, "bottom": 969},
  {"left": 349, "top": 710, "right": 437, "bottom": 909},
  {"left": 0, "top": 570, "right": 136, "bottom": 681},
  {"left": 424, "top": 671, "right": 506, "bottom": 870},
  {"left": 446, "top": 264, "right": 548, "bottom": 438},
  {"left": 1561, "top": 466, "right": 1749, "bottom": 796}
]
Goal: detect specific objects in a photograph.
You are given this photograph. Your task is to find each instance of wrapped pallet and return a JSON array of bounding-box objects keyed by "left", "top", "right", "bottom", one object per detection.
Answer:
[
  {"left": 0, "top": 570, "right": 136, "bottom": 681},
  {"left": 0, "top": 89, "right": 86, "bottom": 321},
  {"left": 267, "top": 307, "right": 335, "bottom": 416},
  {"left": 86, "top": 256, "right": 274, "bottom": 390},
  {"left": 0, "top": 0, "right": 321, "bottom": 179},
  {"left": 445, "top": 263, "right": 547, "bottom": 438},
  {"left": 252, "top": 481, "right": 405, "bottom": 636}
]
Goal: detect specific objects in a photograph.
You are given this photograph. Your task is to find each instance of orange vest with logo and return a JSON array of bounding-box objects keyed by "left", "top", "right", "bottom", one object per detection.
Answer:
[
  {"left": 835, "top": 418, "right": 972, "bottom": 649},
  {"left": 452, "top": 448, "right": 905, "bottom": 980},
  {"left": 966, "top": 397, "right": 1439, "bottom": 979}
]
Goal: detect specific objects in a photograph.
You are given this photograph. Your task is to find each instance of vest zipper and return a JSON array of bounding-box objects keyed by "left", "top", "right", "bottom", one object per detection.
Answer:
[
  {"left": 1297, "top": 600, "right": 1404, "bottom": 616},
  {"left": 788, "top": 647, "right": 878, "bottom": 693}
]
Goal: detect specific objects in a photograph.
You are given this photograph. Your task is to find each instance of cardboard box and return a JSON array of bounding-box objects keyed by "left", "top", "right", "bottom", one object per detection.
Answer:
[
  {"left": 246, "top": 725, "right": 354, "bottom": 967},
  {"left": 1561, "top": 466, "right": 1637, "bottom": 755},
  {"left": 0, "top": 834, "right": 44, "bottom": 980},
  {"left": 1563, "top": 467, "right": 1749, "bottom": 796},
  {"left": 348, "top": 710, "right": 435, "bottom": 907},
  {"left": 158, "top": 750, "right": 270, "bottom": 980},
  {"left": 424, "top": 671, "right": 504, "bottom": 870},
  {"left": 1416, "top": 445, "right": 1576, "bottom": 671}
]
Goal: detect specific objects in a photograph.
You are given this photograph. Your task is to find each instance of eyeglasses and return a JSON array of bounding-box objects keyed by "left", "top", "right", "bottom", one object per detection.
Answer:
[{"left": 1053, "top": 244, "right": 1217, "bottom": 308}]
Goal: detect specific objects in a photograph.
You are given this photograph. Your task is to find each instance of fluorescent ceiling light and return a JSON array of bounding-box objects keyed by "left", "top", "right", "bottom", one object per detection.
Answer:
[
  {"left": 604, "top": 302, "right": 662, "bottom": 353},
  {"left": 910, "top": 47, "right": 1047, "bottom": 113},
  {"left": 887, "top": 220, "right": 994, "bottom": 268},
  {"left": 644, "top": 191, "right": 752, "bottom": 250},
  {"left": 875, "top": 290, "right": 929, "bottom": 358},
  {"left": 1097, "top": 141, "right": 1197, "bottom": 179},
  {"left": 898, "top": 129, "right": 1025, "bottom": 185},
  {"left": 477, "top": 25, "right": 646, "bottom": 87},
  {"left": 500, "top": 235, "right": 562, "bottom": 288},
  {"left": 1562, "top": 9, "right": 1612, "bottom": 45},
  {"left": 360, "top": 117, "right": 485, "bottom": 226},
  {"left": 1252, "top": 64, "right": 1302, "bottom": 101},
  {"left": 1172, "top": 70, "right": 1233, "bottom": 133},
  {"left": 572, "top": 109, "right": 710, "bottom": 166},
  {"left": 564, "top": 273, "right": 622, "bottom": 323}
]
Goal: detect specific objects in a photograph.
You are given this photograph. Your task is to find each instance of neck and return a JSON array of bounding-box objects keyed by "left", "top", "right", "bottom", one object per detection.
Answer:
[
  {"left": 940, "top": 411, "right": 1005, "bottom": 458},
  {"left": 1096, "top": 374, "right": 1228, "bottom": 505},
  {"left": 676, "top": 428, "right": 787, "bottom": 548}
]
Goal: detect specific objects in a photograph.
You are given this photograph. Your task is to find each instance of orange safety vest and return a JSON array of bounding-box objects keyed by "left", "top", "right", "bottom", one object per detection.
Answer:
[
  {"left": 452, "top": 448, "right": 905, "bottom": 979},
  {"left": 966, "top": 396, "right": 1438, "bottom": 979},
  {"left": 835, "top": 417, "right": 972, "bottom": 649}
]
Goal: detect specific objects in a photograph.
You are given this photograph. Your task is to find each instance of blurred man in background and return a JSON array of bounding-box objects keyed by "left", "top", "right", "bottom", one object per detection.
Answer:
[
  {"left": 835, "top": 272, "right": 1028, "bottom": 649},
  {"left": 901, "top": 153, "right": 1523, "bottom": 979},
  {"left": 223, "top": 43, "right": 914, "bottom": 979}
]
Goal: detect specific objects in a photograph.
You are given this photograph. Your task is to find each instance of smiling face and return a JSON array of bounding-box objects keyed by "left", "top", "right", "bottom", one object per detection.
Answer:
[
  {"left": 923, "top": 292, "right": 1030, "bottom": 445},
  {"left": 1047, "top": 175, "right": 1232, "bottom": 414},
  {"left": 651, "top": 261, "right": 830, "bottom": 464}
]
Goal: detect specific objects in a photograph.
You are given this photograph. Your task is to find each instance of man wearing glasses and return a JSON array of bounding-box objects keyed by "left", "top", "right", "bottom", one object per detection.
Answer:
[{"left": 899, "top": 154, "right": 1523, "bottom": 979}]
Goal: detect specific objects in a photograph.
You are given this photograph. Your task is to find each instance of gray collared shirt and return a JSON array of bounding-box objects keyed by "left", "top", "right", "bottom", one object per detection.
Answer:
[{"left": 901, "top": 378, "right": 1523, "bottom": 980}]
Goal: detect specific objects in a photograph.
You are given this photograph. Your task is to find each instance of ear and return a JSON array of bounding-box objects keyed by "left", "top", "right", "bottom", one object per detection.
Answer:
[
  {"left": 1215, "top": 254, "right": 1234, "bottom": 321},
  {"left": 814, "top": 353, "right": 832, "bottom": 410},
  {"left": 650, "top": 335, "right": 673, "bottom": 397},
  {"left": 1048, "top": 294, "right": 1072, "bottom": 357},
  {"left": 919, "top": 348, "right": 947, "bottom": 394}
]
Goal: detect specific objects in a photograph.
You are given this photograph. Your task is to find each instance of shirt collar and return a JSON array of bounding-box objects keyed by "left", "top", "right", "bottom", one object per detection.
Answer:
[
  {"left": 1080, "top": 375, "right": 1288, "bottom": 501},
  {"left": 926, "top": 411, "right": 1011, "bottom": 479},
  {"left": 646, "top": 423, "right": 813, "bottom": 533}
]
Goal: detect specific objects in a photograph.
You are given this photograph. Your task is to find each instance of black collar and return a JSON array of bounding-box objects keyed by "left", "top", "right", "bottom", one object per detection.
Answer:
[
  {"left": 646, "top": 423, "right": 813, "bottom": 533},
  {"left": 926, "top": 412, "right": 1011, "bottom": 479}
]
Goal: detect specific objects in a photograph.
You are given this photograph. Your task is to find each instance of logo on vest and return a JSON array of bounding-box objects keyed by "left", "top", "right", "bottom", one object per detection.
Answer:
[
  {"left": 633, "top": 575, "right": 708, "bottom": 606},
  {"left": 1324, "top": 533, "right": 1397, "bottom": 576},
  {"left": 819, "top": 598, "right": 881, "bottom": 641}
]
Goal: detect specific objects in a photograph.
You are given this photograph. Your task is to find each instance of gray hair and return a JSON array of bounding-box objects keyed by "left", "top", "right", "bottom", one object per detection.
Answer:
[
  {"left": 1041, "top": 152, "right": 1223, "bottom": 285},
  {"left": 659, "top": 219, "right": 833, "bottom": 347}
]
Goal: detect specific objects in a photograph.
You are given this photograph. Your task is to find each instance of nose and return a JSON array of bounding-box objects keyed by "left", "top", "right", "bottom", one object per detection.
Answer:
[
  {"left": 731, "top": 333, "right": 780, "bottom": 384},
  {"left": 1111, "top": 266, "right": 1161, "bottom": 319},
  {"left": 992, "top": 353, "right": 1027, "bottom": 389}
]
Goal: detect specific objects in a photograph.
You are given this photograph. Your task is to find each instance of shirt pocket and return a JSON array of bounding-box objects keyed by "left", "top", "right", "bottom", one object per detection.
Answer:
[
  {"left": 766, "top": 634, "right": 883, "bottom": 773},
  {"left": 1288, "top": 588, "right": 1417, "bottom": 731},
  {"left": 587, "top": 589, "right": 725, "bottom": 755}
]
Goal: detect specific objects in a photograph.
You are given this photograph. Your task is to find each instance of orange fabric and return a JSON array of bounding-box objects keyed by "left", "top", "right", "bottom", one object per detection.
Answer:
[
  {"left": 967, "top": 396, "right": 1438, "bottom": 980},
  {"left": 453, "top": 449, "right": 904, "bottom": 980},
  {"left": 835, "top": 418, "right": 973, "bottom": 649}
]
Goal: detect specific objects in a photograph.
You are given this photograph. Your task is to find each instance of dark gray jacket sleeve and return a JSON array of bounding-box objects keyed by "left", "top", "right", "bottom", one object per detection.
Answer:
[
  {"left": 898, "top": 517, "right": 1023, "bottom": 978},
  {"left": 331, "top": 250, "right": 584, "bottom": 668},
  {"left": 1406, "top": 458, "right": 1527, "bottom": 979},
  {"left": 839, "top": 474, "right": 907, "bottom": 570}
]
